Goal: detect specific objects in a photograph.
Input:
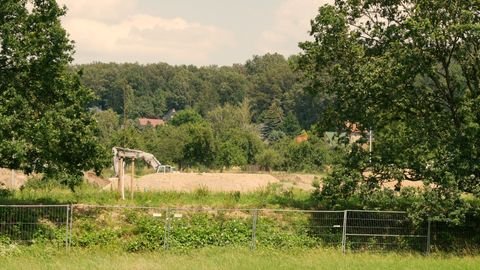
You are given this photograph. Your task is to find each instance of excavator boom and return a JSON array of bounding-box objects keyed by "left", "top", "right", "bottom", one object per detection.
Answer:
[{"left": 112, "top": 147, "right": 173, "bottom": 176}]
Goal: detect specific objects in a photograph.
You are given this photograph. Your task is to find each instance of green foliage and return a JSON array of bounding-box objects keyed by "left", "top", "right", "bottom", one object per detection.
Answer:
[
  {"left": 145, "top": 125, "right": 187, "bottom": 165},
  {"left": 274, "top": 134, "right": 329, "bottom": 172},
  {"left": 71, "top": 53, "right": 333, "bottom": 173},
  {"left": 169, "top": 109, "right": 204, "bottom": 127},
  {"left": 4, "top": 247, "right": 480, "bottom": 270},
  {"left": 110, "top": 125, "right": 145, "bottom": 149},
  {"left": 299, "top": 0, "right": 480, "bottom": 219},
  {"left": 255, "top": 149, "right": 283, "bottom": 171},
  {"left": 281, "top": 112, "right": 302, "bottom": 137},
  {"left": 215, "top": 128, "right": 263, "bottom": 169},
  {"left": 216, "top": 140, "right": 248, "bottom": 168},
  {"left": 245, "top": 54, "right": 297, "bottom": 122},
  {"left": 207, "top": 103, "right": 252, "bottom": 133},
  {"left": 77, "top": 52, "right": 326, "bottom": 133},
  {"left": 181, "top": 123, "right": 216, "bottom": 168},
  {"left": 260, "top": 100, "right": 284, "bottom": 140},
  {"left": 69, "top": 208, "right": 323, "bottom": 252},
  {"left": 0, "top": 0, "right": 106, "bottom": 186},
  {"left": 94, "top": 109, "right": 121, "bottom": 146}
]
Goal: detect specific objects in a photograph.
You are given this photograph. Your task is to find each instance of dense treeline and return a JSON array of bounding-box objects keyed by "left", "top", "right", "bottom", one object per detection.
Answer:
[
  {"left": 75, "top": 54, "right": 324, "bottom": 131},
  {"left": 76, "top": 54, "right": 338, "bottom": 173}
]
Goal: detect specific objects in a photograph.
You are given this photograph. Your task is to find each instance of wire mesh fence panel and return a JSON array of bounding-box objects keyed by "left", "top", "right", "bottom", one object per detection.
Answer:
[
  {"left": 308, "top": 211, "right": 345, "bottom": 247},
  {"left": 167, "top": 208, "right": 253, "bottom": 249},
  {"left": 71, "top": 205, "right": 167, "bottom": 251},
  {"left": 0, "top": 205, "right": 69, "bottom": 246},
  {"left": 9, "top": 204, "right": 476, "bottom": 254},
  {"left": 345, "top": 210, "right": 427, "bottom": 252},
  {"left": 430, "top": 219, "right": 480, "bottom": 253},
  {"left": 255, "top": 210, "right": 344, "bottom": 248}
]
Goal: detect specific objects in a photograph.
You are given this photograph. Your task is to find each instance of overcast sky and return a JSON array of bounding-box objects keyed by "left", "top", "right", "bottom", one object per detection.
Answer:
[{"left": 57, "top": 0, "right": 333, "bottom": 66}]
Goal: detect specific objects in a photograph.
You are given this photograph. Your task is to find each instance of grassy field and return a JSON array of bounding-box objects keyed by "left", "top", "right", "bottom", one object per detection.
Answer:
[
  {"left": 0, "top": 181, "right": 313, "bottom": 209},
  {"left": 2, "top": 247, "right": 479, "bottom": 270}
]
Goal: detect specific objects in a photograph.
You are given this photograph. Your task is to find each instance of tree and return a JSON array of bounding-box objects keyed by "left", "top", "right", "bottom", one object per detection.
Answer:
[
  {"left": 281, "top": 112, "right": 302, "bottom": 137},
  {"left": 275, "top": 133, "right": 328, "bottom": 172},
  {"left": 169, "top": 108, "right": 204, "bottom": 127},
  {"left": 144, "top": 125, "right": 187, "bottom": 167},
  {"left": 181, "top": 123, "right": 216, "bottom": 168},
  {"left": 94, "top": 109, "right": 120, "bottom": 146},
  {"left": 245, "top": 54, "right": 297, "bottom": 122},
  {"left": 299, "top": 1, "right": 480, "bottom": 216},
  {"left": 255, "top": 149, "right": 283, "bottom": 172},
  {"left": 215, "top": 128, "right": 263, "bottom": 169},
  {"left": 260, "top": 99, "right": 285, "bottom": 140},
  {"left": 207, "top": 102, "right": 252, "bottom": 133},
  {"left": 0, "top": 0, "right": 106, "bottom": 188}
]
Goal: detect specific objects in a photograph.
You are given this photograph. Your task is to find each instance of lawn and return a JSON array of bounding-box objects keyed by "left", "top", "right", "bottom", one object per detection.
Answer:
[{"left": 2, "top": 247, "right": 479, "bottom": 270}]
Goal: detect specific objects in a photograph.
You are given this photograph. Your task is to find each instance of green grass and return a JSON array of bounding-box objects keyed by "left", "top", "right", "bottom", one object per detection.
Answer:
[
  {"left": 0, "top": 182, "right": 313, "bottom": 209},
  {"left": 2, "top": 246, "right": 479, "bottom": 270}
]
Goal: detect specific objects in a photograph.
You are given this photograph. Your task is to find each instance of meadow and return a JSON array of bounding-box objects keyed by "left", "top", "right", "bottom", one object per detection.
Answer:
[{"left": 2, "top": 246, "right": 479, "bottom": 270}]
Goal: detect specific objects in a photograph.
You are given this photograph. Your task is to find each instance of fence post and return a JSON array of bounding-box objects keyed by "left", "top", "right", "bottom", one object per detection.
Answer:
[
  {"left": 164, "top": 208, "right": 170, "bottom": 250},
  {"left": 69, "top": 204, "right": 74, "bottom": 249},
  {"left": 251, "top": 209, "right": 258, "bottom": 250},
  {"left": 342, "top": 210, "right": 348, "bottom": 254},
  {"left": 65, "top": 205, "right": 70, "bottom": 250},
  {"left": 426, "top": 218, "right": 431, "bottom": 255}
]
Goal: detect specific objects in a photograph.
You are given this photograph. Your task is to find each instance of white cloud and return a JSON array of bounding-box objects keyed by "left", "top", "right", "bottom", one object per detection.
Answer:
[
  {"left": 257, "top": 0, "right": 333, "bottom": 56},
  {"left": 58, "top": 0, "right": 235, "bottom": 65},
  {"left": 59, "top": 0, "right": 138, "bottom": 22}
]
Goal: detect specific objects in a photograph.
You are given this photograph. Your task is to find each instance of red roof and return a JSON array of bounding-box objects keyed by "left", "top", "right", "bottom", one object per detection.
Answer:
[{"left": 138, "top": 118, "right": 165, "bottom": 127}]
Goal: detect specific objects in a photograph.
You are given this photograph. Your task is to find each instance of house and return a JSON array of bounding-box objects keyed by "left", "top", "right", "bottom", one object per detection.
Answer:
[
  {"left": 138, "top": 118, "right": 165, "bottom": 127},
  {"left": 295, "top": 132, "right": 309, "bottom": 143}
]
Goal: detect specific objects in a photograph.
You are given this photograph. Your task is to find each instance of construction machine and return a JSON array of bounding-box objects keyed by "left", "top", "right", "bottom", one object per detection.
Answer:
[{"left": 112, "top": 147, "right": 174, "bottom": 177}]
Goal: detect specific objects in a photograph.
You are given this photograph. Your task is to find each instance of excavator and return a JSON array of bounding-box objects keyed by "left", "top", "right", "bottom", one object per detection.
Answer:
[{"left": 112, "top": 147, "right": 174, "bottom": 177}]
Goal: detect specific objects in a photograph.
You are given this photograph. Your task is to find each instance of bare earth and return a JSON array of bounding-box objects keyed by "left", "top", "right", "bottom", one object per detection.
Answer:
[
  {"left": 127, "top": 173, "right": 281, "bottom": 192},
  {"left": 96, "top": 172, "right": 427, "bottom": 193},
  {"left": 0, "top": 169, "right": 28, "bottom": 189},
  {"left": 1, "top": 168, "right": 425, "bottom": 193}
]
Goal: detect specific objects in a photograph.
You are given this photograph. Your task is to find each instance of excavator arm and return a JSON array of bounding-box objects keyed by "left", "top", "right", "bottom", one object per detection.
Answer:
[{"left": 112, "top": 147, "right": 173, "bottom": 176}]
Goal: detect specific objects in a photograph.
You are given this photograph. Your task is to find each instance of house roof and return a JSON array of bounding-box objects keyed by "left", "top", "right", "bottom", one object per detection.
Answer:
[
  {"left": 163, "top": 108, "right": 176, "bottom": 121},
  {"left": 138, "top": 118, "right": 165, "bottom": 127}
]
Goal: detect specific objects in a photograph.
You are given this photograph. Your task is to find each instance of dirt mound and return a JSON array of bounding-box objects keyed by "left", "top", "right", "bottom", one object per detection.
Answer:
[
  {"left": 132, "top": 172, "right": 280, "bottom": 192},
  {"left": 84, "top": 171, "right": 110, "bottom": 188},
  {"left": 0, "top": 169, "right": 28, "bottom": 189}
]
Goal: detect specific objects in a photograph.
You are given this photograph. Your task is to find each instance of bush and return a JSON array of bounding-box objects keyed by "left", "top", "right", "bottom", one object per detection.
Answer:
[{"left": 255, "top": 149, "right": 283, "bottom": 171}]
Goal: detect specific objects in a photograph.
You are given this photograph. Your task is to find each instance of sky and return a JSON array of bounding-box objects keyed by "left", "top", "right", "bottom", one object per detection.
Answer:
[{"left": 57, "top": 0, "right": 333, "bottom": 66}]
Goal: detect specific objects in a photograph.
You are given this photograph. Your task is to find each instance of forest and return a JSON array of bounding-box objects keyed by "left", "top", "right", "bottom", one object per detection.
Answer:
[{"left": 77, "top": 54, "right": 340, "bottom": 173}]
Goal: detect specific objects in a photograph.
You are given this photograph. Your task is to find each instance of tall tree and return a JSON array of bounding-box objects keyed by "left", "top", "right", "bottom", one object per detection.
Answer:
[
  {"left": 299, "top": 0, "right": 480, "bottom": 215},
  {"left": 260, "top": 99, "right": 285, "bottom": 140},
  {"left": 0, "top": 0, "right": 106, "bottom": 188},
  {"left": 245, "top": 53, "right": 297, "bottom": 122}
]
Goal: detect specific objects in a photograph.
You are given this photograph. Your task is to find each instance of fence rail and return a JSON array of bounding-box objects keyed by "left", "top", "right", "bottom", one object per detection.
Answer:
[{"left": 0, "top": 205, "right": 476, "bottom": 253}]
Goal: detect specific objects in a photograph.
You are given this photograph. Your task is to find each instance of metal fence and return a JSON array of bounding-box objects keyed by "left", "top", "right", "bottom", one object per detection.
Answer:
[
  {"left": 68, "top": 205, "right": 431, "bottom": 253},
  {"left": 0, "top": 205, "right": 71, "bottom": 248},
  {"left": 343, "top": 210, "right": 428, "bottom": 253},
  {"left": 0, "top": 205, "right": 434, "bottom": 253}
]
